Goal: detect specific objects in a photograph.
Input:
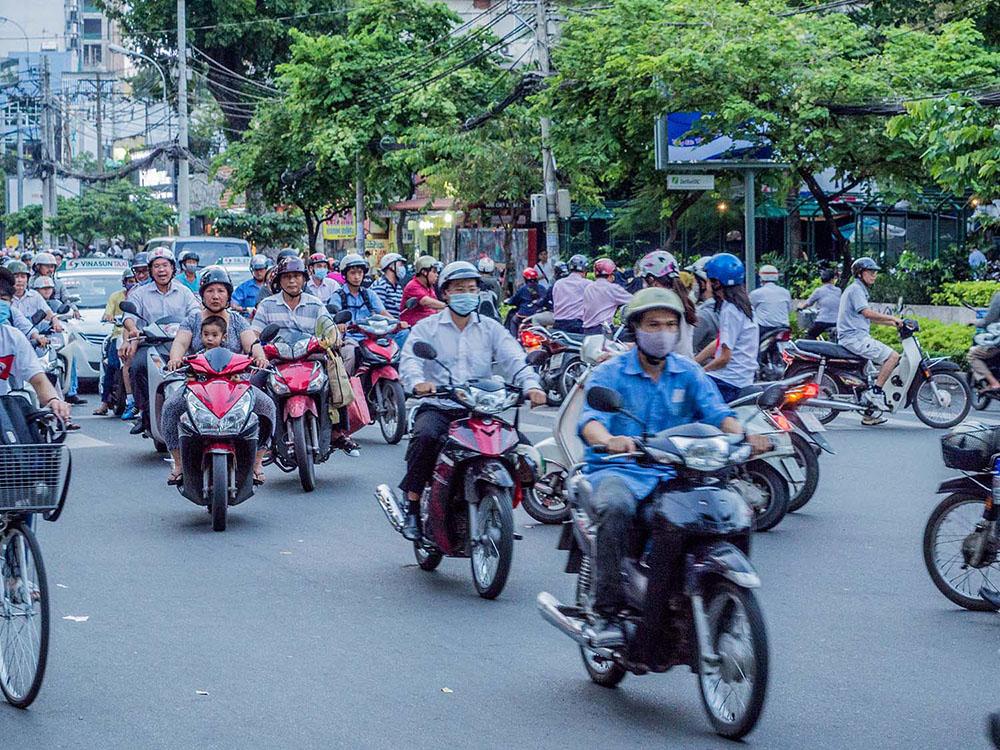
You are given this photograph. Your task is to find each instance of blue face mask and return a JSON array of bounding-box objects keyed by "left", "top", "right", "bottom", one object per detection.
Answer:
[
  {"left": 0, "top": 300, "right": 10, "bottom": 326},
  {"left": 448, "top": 292, "right": 479, "bottom": 317},
  {"left": 314, "top": 269, "right": 328, "bottom": 280}
]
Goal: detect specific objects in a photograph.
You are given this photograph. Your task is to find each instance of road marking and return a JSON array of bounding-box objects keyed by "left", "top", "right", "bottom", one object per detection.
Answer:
[
  {"left": 65, "top": 433, "right": 114, "bottom": 449},
  {"left": 520, "top": 423, "right": 551, "bottom": 434}
]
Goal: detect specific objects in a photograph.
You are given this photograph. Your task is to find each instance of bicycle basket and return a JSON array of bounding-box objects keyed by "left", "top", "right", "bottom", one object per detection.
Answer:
[
  {"left": 0, "top": 444, "right": 71, "bottom": 515},
  {"left": 941, "top": 424, "right": 1000, "bottom": 471}
]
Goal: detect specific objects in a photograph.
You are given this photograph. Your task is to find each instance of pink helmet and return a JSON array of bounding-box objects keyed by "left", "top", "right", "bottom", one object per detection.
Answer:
[
  {"left": 638, "top": 250, "right": 679, "bottom": 280},
  {"left": 593, "top": 257, "right": 616, "bottom": 277}
]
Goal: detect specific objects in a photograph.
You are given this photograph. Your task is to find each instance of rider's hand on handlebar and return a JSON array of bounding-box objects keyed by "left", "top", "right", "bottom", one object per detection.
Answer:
[
  {"left": 35, "top": 335, "right": 49, "bottom": 348},
  {"left": 747, "top": 434, "right": 771, "bottom": 456},
  {"left": 252, "top": 352, "right": 269, "bottom": 369},
  {"left": 526, "top": 388, "right": 547, "bottom": 407},
  {"left": 605, "top": 435, "right": 637, "bottom": 454},
  {"left": 166, "top": 356, "right": 185, "bottom": 372},
  {"left": 47, "top": 398, "right": 71, "bottom": 422},
  {"left": 414, "top": 381, "right": 436, "bottom": 396},
  {"left": 892, "top": 317, "right": 905, "bottom": 328},
  {"left": 51, "top": 319, "right": 64, "bottom": 333}
]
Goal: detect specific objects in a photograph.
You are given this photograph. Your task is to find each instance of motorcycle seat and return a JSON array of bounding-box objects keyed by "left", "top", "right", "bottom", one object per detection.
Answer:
[
  {"left": 550, "top": 331, "right": 585, "bottom": 347},
  {"left": 793, "top": 339, "right": 864, "bottom": 360}
]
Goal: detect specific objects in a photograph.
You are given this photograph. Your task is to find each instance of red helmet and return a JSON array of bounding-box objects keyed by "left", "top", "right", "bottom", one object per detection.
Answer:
[
  {"left": 522, "top": 268, "right": 540, "bottom": 281},
  {"left": 594, "top": 258, "right": 616, "bottom": 277},
  {"left": 307, "top": 252, "right": 329, "bottom": 267}
]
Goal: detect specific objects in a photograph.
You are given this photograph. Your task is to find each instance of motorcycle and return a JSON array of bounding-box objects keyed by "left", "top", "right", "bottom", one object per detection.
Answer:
[
  {"left": 374, "top": 340, "right": 541, "bottom": 600},
  {"left": 782, "top": 318, "right": 971, "bottom": 429},
  {"left": 923, "top": 423, "right": 1000, "bottom": 611},
  {"left": 347, "top": 314, "right": 407, "bottom": 445},
  {"left": 519, "top": 324, "right": 586, "bottom": 405},
  {"left": 258, "top": 312, "right": 352, "bottom": 492},
  {"left": 119, "top": 301, "right": 184, "bottom": 453},
  {"left": 757, "top": 325, "right": 791, "bottom": 381},
  {"left": 174, "top": 349, "right": 262, "bottom": 532},
  {"left": 967, "top": 322, "right": 1000, "bottom": 412},
  {"left": 537, "top": 384, "right": 770, "bottom": 740}
]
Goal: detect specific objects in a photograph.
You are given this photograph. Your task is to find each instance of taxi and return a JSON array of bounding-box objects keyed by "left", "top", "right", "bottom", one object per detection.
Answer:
[{"left": 59, "top": 257, "right": 130, "bottom": 386}]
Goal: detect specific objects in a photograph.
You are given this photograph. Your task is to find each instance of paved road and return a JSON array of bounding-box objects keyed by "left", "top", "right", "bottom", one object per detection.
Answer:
[{"left": 4, "top": 404, "right": 1000, "bottom": 748}]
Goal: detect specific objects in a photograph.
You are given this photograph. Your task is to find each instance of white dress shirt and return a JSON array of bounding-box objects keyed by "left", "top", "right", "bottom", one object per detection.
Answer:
[{"left": 125, "top": 279, "right": 200, "bottom": 325}]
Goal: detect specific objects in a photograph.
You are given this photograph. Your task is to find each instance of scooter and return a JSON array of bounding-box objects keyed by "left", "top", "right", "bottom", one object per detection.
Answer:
[
  {"left": 347, "top": 315, "right": 407, "bottom": 445},
  {"left": 757, "top": 326, "right": 791, "bottom": 381},
  {"left": 374, "top": 340, "right": 542, "bottom": 600},
  {"left": 782, "top": 317, "right": 971, "bottom": 428},
  {"left": 174, "top": 349, "right": 262, "bottom": 532},
  {"left": 119, "top": 300, "right": 184, "bottom": 453},
  {"left": 519, "top": 324, "right": 586, "bottom": 405},
  {"left": 967, "top": 322, "right": 1000, "bottom": 412},
  {"left": 537, "top": 384, "right": 770, "bottom": 740}
]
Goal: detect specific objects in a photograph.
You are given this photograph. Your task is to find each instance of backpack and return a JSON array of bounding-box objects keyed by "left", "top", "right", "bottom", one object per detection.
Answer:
[
  {"left": 478, "top": 289, "right": 500, "bottom": 320},
  {"left": 0, "top": 394, "right": 45, "bottom": 445},
  {"left": 338, "top": 288, "right": 374, "bottom": 315}
]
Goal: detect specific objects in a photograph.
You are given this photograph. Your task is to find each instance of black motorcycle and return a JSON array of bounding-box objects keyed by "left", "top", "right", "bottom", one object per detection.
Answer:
[
  {"left": 537, "top": 385, "right": 770, "bottom": 740},
  {"left": 757, "top": 325, "right": 791, "bottom": 381}
]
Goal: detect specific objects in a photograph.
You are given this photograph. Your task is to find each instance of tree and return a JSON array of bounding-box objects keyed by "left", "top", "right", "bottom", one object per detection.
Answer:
[
  {"left": 51, "top": 181, "right": 175, "bottom": 247},
  {"left": 207, "top": 210, "right": 306, "bottom": 249},
  {"left": 6, "top": 205, "right": 43, "bottom": 248}
]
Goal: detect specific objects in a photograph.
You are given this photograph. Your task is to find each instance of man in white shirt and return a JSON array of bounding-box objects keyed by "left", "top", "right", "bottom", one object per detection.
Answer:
[
  {"left": 305, "top": 253, "right": 341, "bottom": 302},
  {"left": 397, "top": 260, "right": 546, "bottom": 540},
  {"left": 749, "top": 264, "right": 792, "bottom": 333}
]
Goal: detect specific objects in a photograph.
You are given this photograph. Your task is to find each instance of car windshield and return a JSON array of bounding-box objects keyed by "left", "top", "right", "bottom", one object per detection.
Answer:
[
  {"left": 174, "top": 241, "right": 250, "bottom": 268},
  {"left": 60, "top": 272, "right": 121, "bottom": 308}
]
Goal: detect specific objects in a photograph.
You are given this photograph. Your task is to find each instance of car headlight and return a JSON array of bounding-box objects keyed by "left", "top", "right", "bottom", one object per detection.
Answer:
[
  {"left": 671, "top": 436, "right": 731, "bottom": 471},
  {"left": 306, "top": 361, "right": 326, "bottom": 393}
]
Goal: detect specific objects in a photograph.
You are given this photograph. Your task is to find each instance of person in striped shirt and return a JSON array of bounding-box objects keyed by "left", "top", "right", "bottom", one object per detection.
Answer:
[{"left": 371, "top": 253, "right": 406, "bottom": 318}]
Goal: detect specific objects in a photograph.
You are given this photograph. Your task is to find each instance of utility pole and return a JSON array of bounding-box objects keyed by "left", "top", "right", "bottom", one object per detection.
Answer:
[
  {"left": 95, "top": 71, "right": 103, "bottom": 173},
  {"left": 177, "top": 0, "right": 191, "bottom": 236},
  {"left": 41, "top": 56, "right": 54, "bottom": 248},
  {"left": 534, "top": 0, "right": 560, "bottom": 259},
  {"left": 355, "top": 154, "right": 365, "bottom": 254},
  {"left": 15, "top": 106, "right": 23, "bottom": 212}
]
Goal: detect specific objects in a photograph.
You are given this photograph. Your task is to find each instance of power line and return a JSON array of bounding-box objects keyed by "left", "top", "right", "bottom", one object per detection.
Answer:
[{"left": 190, "top": 47, "right": 283, "bottom": 95}]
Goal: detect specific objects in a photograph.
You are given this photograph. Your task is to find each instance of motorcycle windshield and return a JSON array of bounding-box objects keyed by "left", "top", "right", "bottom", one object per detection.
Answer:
[
  {"left": 147, "top": 316, "right": 182, "bottom": 339},
  {"left": 271, "top": 328, "right": 314, "bottom": 360}
]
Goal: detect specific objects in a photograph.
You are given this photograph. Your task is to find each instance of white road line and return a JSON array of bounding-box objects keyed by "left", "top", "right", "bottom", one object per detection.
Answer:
[{"left": 64, "top": 433, "right": 114, "bottom": 449}]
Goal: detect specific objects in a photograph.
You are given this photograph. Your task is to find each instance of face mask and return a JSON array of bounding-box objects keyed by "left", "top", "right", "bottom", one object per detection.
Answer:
[
  {"left": 184, "top": 262, "right": 197, "bottom": 273},
  {"left": 125, "top": 281, "right": 136, "bottom": 291},
  {"left": 314, "top": 269, "right": 328, "bottom": 280},
  {"left": 0, "top": 300, "right": 9, "bottom": 325},
  {"left": 448, "top": 292, "right": 479, "bottom": 317},
  {"left": 636, "top": 329, "right": 679, "bottom": 360}
]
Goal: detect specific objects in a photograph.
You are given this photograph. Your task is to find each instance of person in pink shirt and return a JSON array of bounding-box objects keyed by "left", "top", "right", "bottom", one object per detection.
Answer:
[
  {"left": 581, "top": 257, "right": 633, "bottom": 333},
  {"left": 551, "top": 253, "right": 593, "bottom": 333},
  {"left": 400, "top": 255, "right": 445, "bottom": 327}
]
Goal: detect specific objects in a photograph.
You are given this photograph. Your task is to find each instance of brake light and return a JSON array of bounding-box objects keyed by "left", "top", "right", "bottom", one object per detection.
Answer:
[
  {"left": 770, "top": 411, "right": 793, "bottom": 431},
  {"left": 781, "top": 350, "right": 794, "bottom": 366},
  {"left": 520, "top": 330, "right": 544, "bottom": 350},
  {"left": 784, "top": 381, "right": 820, "bottom": 405},
  {"left": 777, "top": 330, "right": 791, "bottom": 341}
]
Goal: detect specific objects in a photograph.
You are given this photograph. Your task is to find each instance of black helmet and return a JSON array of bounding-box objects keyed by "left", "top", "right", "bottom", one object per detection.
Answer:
[
  {"left": 131, "top": 251, "right": 149, "bottom": 270},
  {"left": 568, "top": 254, "right": 588, "bottom": 273},
  {"left": 819, "top": 267, "right": 836, "bottom": 283},
  {"left": 271, "top": 256, "right": 308, "bottom": 293},
  {"left": 199, "top": 265, "right": 233, "bottom": 298},
  {"left": 276, "top": 248, "right": 299, "bottom": 262},
  {"left": 553, "top": 260, "right": 569, "bottom": 279},
  {"left": 122, "top": 269, "right": 136, "bottom": 285},
  {"left": 178, "top": 249, "right": 200, "bottom": 266},
  {"left": 851, "top": 257, "right": 880, "bottom": 277}
]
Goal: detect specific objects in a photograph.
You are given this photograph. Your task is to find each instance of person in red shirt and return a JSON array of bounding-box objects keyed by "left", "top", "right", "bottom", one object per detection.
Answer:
[{"left": 400, "top": 255, "right": 445, "bottom": 327}]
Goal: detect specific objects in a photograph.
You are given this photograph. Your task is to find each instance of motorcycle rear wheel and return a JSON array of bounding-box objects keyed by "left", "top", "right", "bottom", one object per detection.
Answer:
[
  {"left": 697, "top": 581, "right": 768, "bottom": 740},
  {"left": 558, "top": 358, "right": 587, "bottom": 399},
  {"left": 0, "top": 522, "right": 49, "bottom": 709},
  {"left": 576, "top": 555, "right": 627, "bottom": 688},
  {"left": 923, "top": 492, "right": 1000, "bottom": 611},
  {"left": 470, "top": 488, "right": 514, "bottom": 599},
  {"left": 521, "top": 471, "right": 569, "bottom": 524},
  {"left": 787, "top": 433, "right": 820, "bottom": 513},
  {"left": 210, "top": 452, "right": 228, "bottom": 532},
  {"left": 290, "top": 415, "right": 316, "bottom": 492},
  {"left": 376, "top": 379, "right": 407, "bottom": 445}
]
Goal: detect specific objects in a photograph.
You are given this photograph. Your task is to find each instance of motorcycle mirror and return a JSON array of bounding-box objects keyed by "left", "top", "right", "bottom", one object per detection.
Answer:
[
  {"left": 56, "top": 303, "right": 71, "bottom": 315},
  {"left": 412, "top": 341, "right": 438, "bottom": 360},
  {"left": 66, "top": 294, "right": 81, "bottom": 305},
  {"left": 119, "top": 300, "right": 139, "bottom": 315},
  {"left": 525, "top": 350, "right": 548, "bottom": 367},
  {"left": 757, "top": 384, "right": 785, "bottom": 409},
  {"left": 30, "top": 310, "right": 47, "bottom": 325},
  {"left": 258, "top": 324, "right": 280, "bottom": 344},
  {"left": 586, "top": 386, "right": 622, "bottom": 413},
  {"left": 333, "top": 310, "right": 353, "bottom": 325}
]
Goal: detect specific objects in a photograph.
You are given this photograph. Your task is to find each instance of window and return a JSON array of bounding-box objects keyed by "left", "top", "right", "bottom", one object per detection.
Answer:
[
  {"left": 83, "top": 43, "right": 102, "bottom": 67},
  {"left": 82, "top": 18, "right": 102, "bottom": 40},
  {"left": 83, "top": 0, "right": 101, "bottom": 11}
]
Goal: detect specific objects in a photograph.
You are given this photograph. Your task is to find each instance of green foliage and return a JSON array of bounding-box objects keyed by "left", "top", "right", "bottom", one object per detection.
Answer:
[
  {"left": 870, "top": 316, "right": 973, "bottom": 362},
  {"left": 206, "top": 210, "right": 306, "bottom": 249},
  {"left": 931, "top": 281, "right": 1000, "bottom": 307},
  {"left": 867, "top": 249, "right": 969, "bottom": 304},
  {"left": 759, "top": 252, "right": 825, "bottom": 299},
  {"left": 51, "top": 181, "right": 174, "bottom": 247},
  {"left": 6, "top": 205, "right": 43, "bottom": 247}
]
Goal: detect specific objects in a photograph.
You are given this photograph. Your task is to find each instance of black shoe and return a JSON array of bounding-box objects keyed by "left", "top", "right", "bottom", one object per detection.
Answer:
[
  {"left": 583, "top": 615, "right": 626, "bottom": 648},
  {"left": 980, "top": 586, "right": 1000, "bottom": 610},
  {"left": 65, "top": 422, "right": 81, "bottom": 431},
  {"left": 401, "top": 512, "right": 421, "bottom": 541},
  {"left": 332, "top": 435, "right": 360, "bottom": 457},
  {"left": 66, "top": 395, "right": 87, "bottom": 405},
  {"left": 129, "top": 420, "right": 145, "bottom": 435}
]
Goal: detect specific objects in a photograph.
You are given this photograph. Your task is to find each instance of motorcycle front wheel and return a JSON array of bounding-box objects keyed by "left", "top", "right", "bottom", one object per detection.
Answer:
[
  {"left": 912, "top": 372, "right": 971, "bottom": 429},
  {"left": 376, "top": 379, "right": 407, "bottom": 445},
  {"left": 290, "top": 415, "right": 316, "bottom": 492},
  {"left": 787, "top": 433, "right": 820, "bottom": 513},
  {"left": 923, "top": 492, "right": 1000, "bottom": 611},
  {"left": 469, "top": 488, "right": 514, "bottom": 599},
  {"left": 521, "top": 470, "right": 569, "bottom": 524},
  {"left": 739, "top": 461, "right": 789, "bottom": 532},
  {"left": 210, "top": 452, "right": 228, "bottom": 532},
  {"left": 697, "top": 581, "right": 768, "bottom": 740}
]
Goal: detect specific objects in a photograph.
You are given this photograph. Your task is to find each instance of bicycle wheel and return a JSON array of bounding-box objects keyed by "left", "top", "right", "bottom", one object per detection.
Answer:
[{"left": 0, "top": 521, "right": 49, "bottom": 708}]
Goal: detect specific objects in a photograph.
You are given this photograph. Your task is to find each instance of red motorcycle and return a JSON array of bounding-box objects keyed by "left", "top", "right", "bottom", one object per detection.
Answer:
[
  {"left": 259, "top": 314, "right": 350, "bottom": 492},
  {"left": 375, "top": 341, "right": 543, "bottom": 600},
  {"left": 348, "top": 315, "right": 407, "bottom": 444},
  {"left": 176, "top": 348, "right": 263, "bottom": 532}
]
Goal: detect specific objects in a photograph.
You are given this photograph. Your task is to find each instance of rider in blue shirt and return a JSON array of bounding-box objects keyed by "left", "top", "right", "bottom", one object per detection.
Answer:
[
  {"left": 232, "top": 254, "right": 271, "bottom": 313},
  {"left": 326, "top": 253, "right": 386, "bottom": 375}
]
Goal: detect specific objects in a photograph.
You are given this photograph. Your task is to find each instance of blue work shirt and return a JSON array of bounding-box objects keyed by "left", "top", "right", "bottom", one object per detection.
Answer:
[
  {"left": 233, "top": 278, "right": 265, "bottom": 310},
  {"left": 578, "top": 349, "right": 735, "bottom": 498},
  {"left": 506, "top": 283, "right": 548, "bottom": 316},
  {"left": 178, "top": 274, "right": 199, "bottom": 294},
  {"left": 327, "top": 286, "right": 386, "bottom": 340}
]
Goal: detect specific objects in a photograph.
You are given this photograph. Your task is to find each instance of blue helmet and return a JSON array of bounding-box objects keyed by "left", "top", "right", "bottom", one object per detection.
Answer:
[{"left": 704, "top": 253, "right": 745, "bottom": 287}]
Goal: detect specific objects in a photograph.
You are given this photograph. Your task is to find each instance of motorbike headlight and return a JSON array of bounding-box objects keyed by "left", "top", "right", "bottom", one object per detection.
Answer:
[
  {"left": 268, "top": 372, "right": 290, "bottom": 395},
  {"left": 185, "top": 390, "right": 253, "bottom": 434},
  {"left": 219, "top": 391, "right": 253, "bottom": 434},
  {"left": 186, "top": 391, "right": 220, "bottom": 433},
  {"left": 471, "top": 387, "right": 507, "bottom": 414},
  {"left": 306, "top": 361, "right": 327, "bottom": 393},
  {"left": 671, "top": 436, "right": 731, "bottom": 471}
]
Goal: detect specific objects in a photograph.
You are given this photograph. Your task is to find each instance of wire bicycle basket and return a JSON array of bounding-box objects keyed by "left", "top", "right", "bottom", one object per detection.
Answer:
[{"left": 0, "top": 444, "right": 72, "bottom": 520}]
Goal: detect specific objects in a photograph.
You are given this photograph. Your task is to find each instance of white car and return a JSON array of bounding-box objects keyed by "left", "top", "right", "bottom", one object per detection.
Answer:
[{"left": 59, "top": 258, "right": 130, "bottom": 387}]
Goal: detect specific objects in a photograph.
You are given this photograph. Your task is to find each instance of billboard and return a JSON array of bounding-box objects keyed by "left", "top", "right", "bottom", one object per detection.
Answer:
[{"left": 656, "top": 112, "right": 772, "bottom": 166}]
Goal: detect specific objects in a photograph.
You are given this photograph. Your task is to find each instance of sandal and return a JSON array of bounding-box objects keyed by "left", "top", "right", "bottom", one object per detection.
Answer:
[
  {"left": 92, "top": 404, "right": 109, "bottom": 416},
  {"left": 252, "top": 468, "right": 266, "bottom": 486},
  {"left": 167, "top": 471, "right": 183, "bottom": 486}
]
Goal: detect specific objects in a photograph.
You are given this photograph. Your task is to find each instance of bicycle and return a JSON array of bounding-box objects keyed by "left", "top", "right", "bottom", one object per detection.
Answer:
[{"left": 0, "top": 401, "right": 71, "bottom": 710}]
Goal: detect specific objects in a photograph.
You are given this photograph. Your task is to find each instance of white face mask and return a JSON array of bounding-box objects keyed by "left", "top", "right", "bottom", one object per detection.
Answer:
[{"left": 636, "top": 329, "right": 679, "bottom": 359}]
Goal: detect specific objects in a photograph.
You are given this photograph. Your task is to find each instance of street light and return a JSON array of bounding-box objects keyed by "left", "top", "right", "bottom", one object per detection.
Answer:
[
  {"left": 107, "top": 43, "right": 171, "bottom": 141},
  {"left": 0, "top": 16, "right": 30, "bottom": 54}
]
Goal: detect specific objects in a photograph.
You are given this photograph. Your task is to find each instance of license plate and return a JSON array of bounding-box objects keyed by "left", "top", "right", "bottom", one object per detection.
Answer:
[
  {"left": 799, "top": 412, "right": 825, "bottom": 432},
  {"left": 781, "top": 456, "right": 806, "bottom": 483},
  {"left": 549, "top": 352, "right": 564, "bottom": 369}
]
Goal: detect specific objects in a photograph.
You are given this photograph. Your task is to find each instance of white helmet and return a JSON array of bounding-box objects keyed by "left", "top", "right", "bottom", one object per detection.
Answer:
[
  {"left": 477, "top": 257, "right": 495, "bottom": 274},
  {"left": 379, "top": 252, "right": 404, "bottom": 272},
  {"left": 685, "top": 256, "right": 711, "bottom": 281},
  {"left": 438, "top": 261, "right": 480, "bottom": 290},
  {"left": 759, "top": 264, "right": 780, "bottom": 283}
]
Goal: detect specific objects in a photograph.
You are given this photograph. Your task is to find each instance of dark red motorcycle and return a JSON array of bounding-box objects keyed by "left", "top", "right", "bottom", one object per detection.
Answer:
[
  {"left": 374, "top": 341, "right": 542, "bottom": 600},
  {"left": 176, "top": 348, "right": 263, "bottom": 531},
  {"left": 347, "top": 315, "right": 407, "bottom": 444}
]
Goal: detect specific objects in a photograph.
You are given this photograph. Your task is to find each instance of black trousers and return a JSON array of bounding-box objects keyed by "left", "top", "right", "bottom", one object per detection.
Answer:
[
  {"left": 554, "top": 318, "right": 584, "bottom": 334},
  {"left": 129, "top": 345, "right": 150, "bottom": 422},
  {"left": 805, "top": 321, "right": 835, "bottom": 339},
  {"left": 399, "top": 407, "right": 465, "bottom": 496}
]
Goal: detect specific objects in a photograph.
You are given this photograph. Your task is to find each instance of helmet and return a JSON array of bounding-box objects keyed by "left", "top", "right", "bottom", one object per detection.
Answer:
[
  {"left": 523, "top": 267, "right": 540, "bottom": 281},
  {"left": 250, "top": 254, "right": 271, "bottom": 271},
  {"left": 705, "top": 253, "right": 745, "bottom": 287},
  {"left": 851, "top": 257, "right": 880, "bottom": 277},
  {"left": 414, "top": 255, "right": 438, "bottom": 274},
  {"left": 6, "top": 261, "right": 28, "bottom": 276},
  {"left": 32, "top": 251, "right": 56, "bottom": 268},
  {"left": 593, "top": 258, "right": 616, "bottom": 277},
  {"left": 340, "top": 253, "right": 369, "bottom": 274},
  {"left": 379, "top": 252, "right": 404, "bottom": 272},
  {"left": 131, "top": 252, "right": 149, "bottom": 270},
  {"left": 277, "top": 248, "right": 299, "bottom": 262},
  {"left": 477, "top": 257, "right": 495, "bottom": 274},
  {"left": 623, "top": 287, "right": 685, "bottom": 326},
  {"left": 307, "top": 252, "right": 329, "bottom": 268},
  {"left": 685, "top": 256, "right": 711, "bottom": 281},
  {"left": 122, "top": 269, "right": 136, "bottom": 285},
  {"left": 638, "top": 251, "right": 679, "bottom": 280},
  {"left": 568, "top": 254, "right": 588, "bottom": 273},
  {"left": 553, "top": 261, "right": 569, "bottom": 279},
  {"left": 20, "top": 252, "right": 33, "bottom": 263},
  {"left": 177, "top": 249, "right": 200, "bottom": 266},
  {"left": 819, "top": 267, "right": 836, "bottom": 283},
  {"left": 199, "top": 266, "right": 233, "bottom": 298},
  {"left": 31, "top": 275, "right": 54, "bottom": 290},
  {"left": 438, "top": 261, "right": 481, "bottom": 290},
  {"left": 51, "top": 248, "right": 64, "bottom": 258},
  {"left": 270, "top": 256, "right": 308, "bottom": 293},
  {"left": 758, "top": 264, "right": 780, "bottom": 283},
  {"left": 147, "top": 247, "right": 177, "bottom": 270}
]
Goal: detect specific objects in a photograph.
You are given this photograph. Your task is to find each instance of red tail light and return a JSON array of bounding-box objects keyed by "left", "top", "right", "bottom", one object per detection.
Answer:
[
  {"left": 784, "top": 381, "right": 820, "bottom": 406},
  {"left": 777, "top": 330, "right": 791, "bottom": 341},
  {"left": 520, "top": 330, "right": 544, "bottom": 350}
]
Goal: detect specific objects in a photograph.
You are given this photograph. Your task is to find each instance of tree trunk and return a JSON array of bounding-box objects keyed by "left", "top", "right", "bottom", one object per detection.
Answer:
[
  {"left": 396, "top": 210, "right": 408, "bottom": 254},
  {"left": 663, "top": 191, "right": 703, "bottom": 252},
  {"left": 300, "top": 206, "right": 319, "bottom": 253},
  {"left": 798, "top": 169, "right": 851, "bottom": 280},
  {"left": 355, "top": 155, "right": 365, "bottom": 254}
]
